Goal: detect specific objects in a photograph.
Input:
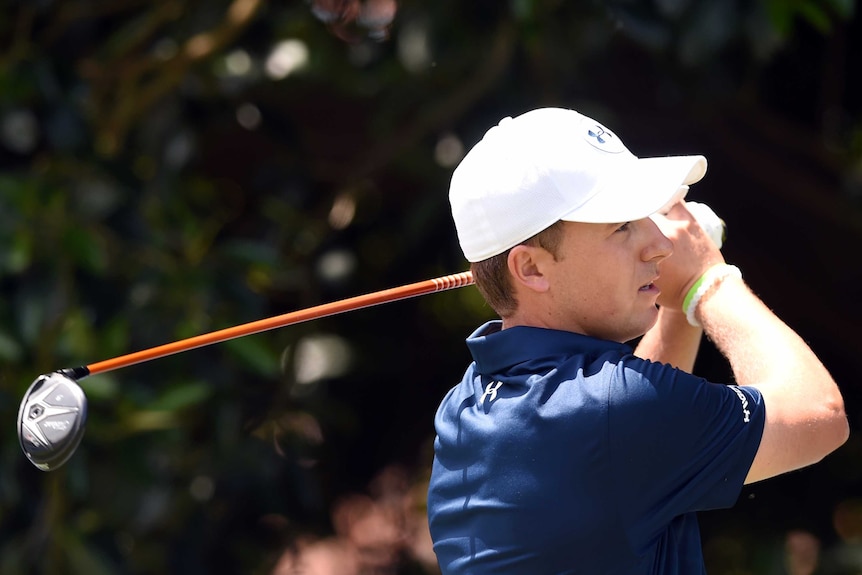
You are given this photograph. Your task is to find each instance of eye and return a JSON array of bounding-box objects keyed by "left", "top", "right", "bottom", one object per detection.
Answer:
[{"left": 615, "top": 222, "right": 631, "bottom": 233}]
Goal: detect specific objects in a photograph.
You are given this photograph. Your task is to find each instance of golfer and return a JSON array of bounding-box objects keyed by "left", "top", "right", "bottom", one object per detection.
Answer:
[{"left": 427, "top": 107, "right": 848, "bottom": 574}]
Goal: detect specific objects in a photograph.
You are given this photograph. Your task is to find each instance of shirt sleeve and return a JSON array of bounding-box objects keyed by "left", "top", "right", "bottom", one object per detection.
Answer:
[{"left": 605, "top": 356, "right": 765, "bottom": 547}]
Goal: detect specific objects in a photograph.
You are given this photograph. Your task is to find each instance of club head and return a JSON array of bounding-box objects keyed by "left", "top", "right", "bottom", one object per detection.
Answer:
[{"left": 17, "top": 371, "right": 88, "bottom": 471}]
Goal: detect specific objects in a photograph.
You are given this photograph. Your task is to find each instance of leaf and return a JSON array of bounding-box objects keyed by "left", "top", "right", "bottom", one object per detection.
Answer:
[
  {"left": 825, "top": 0, "right": 856, "bottom": 19},
  {"left": 224, "top": 336, "right": 280, "bottom": 376},
  {"left": 63, "top": 529, "right": 121, "bottom": 575},
  {"left": 0, "top": 330, "right": 22, "bottom": 362},
  {"left": 146, "top": 380, "right": 211, "bottom": 411},
  {"left": 0, "top": 234, "right": 32, "bottom": 273},
  {"left": 798, "top": 0, "right": 834, "bottom": 32},
  {"left": 79, "top": 374, "right": 120, "bottom": 401},
  {"left": 62, "top": 227, "right": 109, "bottom": 273}
]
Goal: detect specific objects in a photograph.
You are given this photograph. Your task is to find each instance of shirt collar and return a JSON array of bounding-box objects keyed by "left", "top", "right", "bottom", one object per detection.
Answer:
[{"left": 465, "top": 320, "right": 632, "bottom": 373}]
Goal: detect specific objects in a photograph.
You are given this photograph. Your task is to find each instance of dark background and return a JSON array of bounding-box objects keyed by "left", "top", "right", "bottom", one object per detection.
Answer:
[{"left": 0, "top": 1, "right": 861, "bottom": 573}]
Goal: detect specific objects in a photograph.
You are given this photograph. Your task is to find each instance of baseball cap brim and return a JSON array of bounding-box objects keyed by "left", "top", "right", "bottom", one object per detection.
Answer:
[{"left": 559, "top": 154, "right": 707, "bottom": 224}]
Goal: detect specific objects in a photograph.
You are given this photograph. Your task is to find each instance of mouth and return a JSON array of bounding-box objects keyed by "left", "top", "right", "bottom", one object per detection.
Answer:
[{"left": 639, "top": 277, "right": 660, "bottom": 293}]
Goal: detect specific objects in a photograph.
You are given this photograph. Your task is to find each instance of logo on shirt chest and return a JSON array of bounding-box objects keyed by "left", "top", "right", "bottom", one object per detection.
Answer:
[{"left": 480, "top": 380, "right": 503, "bottom": 406}]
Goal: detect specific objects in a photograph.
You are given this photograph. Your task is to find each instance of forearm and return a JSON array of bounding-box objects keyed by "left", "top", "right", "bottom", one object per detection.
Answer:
[
  {"left": 698, "top": 276, "right": 836, "bottom": 392},
  {"left": 696, "top": 275, "right": 848, "bottom": 481},
  {"left": 634, "top": 306, "right": 703, "bottom": 371}
]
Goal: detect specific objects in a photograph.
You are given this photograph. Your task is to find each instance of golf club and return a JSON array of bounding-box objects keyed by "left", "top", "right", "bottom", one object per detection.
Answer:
[
  {"left": 18, "top": 271, "right": 474, "bottom": 471},
  {"left": 17, "top": 201, "right": 726, "bottom": 472}
]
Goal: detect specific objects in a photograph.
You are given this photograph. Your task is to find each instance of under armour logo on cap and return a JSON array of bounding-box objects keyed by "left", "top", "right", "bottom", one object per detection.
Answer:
[{"left": 582, "top": 120, "right": 626, "bottom": 153}]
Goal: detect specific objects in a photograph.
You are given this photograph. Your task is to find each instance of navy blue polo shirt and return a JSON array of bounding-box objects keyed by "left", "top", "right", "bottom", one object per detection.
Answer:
[{"left": 428, "top": 321, "right": 765, "bottom": 574}]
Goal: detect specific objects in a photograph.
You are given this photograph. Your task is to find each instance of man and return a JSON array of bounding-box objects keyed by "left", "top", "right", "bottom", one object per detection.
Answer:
[{"left": 426, "top": 107, "right": 848, "bottom": 574}]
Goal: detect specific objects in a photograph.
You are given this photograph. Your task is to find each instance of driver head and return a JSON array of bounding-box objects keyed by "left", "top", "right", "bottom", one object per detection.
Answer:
[{"left": 18, "top": 372, "right": 88, "bottom": 471}]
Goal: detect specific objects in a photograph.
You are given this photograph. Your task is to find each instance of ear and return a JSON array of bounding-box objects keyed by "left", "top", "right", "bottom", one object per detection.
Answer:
[{"left": 507, "top": 245, "right": 551, "bottom": 293}]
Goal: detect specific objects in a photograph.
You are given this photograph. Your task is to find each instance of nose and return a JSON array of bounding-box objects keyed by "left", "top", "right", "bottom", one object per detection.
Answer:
[{"left": 641, "top": 217, "right": 673, "bottom": 262}]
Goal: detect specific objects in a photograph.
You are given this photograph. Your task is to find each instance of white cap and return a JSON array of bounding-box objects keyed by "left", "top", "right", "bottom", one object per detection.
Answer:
[{"left": 449, "top": 107, "right": 708, "bottom": 262}]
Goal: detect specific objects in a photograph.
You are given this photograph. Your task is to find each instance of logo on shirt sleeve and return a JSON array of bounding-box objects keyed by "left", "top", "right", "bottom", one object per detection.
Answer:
[{"left": 730, "top": 386, "right": 751, "bottom": 423}]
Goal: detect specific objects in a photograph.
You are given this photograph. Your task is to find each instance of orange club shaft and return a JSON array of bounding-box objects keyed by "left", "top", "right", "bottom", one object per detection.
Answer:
[{"left": 64, "top": 271, "right": 475, "bottom": 380}]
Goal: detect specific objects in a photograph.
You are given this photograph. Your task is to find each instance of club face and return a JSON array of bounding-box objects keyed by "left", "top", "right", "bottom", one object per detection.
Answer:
[{"left": 17, "top": 372, "right": 88, "bottom": 471}]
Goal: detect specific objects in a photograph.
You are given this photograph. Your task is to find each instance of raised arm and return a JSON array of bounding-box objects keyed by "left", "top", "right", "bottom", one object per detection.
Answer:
[
  {"left": 696, "top": 275, "right": 848, "bottom": 483},
  {"left": 652, "top": 201, "right": 848, "bottom": 484},
  {"left": 634, "top": 306, "right": 701, "bottom": 371}
]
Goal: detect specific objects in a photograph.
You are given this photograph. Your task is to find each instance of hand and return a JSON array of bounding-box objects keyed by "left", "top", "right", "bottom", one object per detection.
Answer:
[{"left": 651, "top": 201, "right": 726, "bottom": 312}]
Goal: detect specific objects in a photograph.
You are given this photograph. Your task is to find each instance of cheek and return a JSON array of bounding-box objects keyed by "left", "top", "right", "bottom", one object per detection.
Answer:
[
  {"left": 557, "top": 243, "right": 625, "bottom": 307},
  {"left": 585, "top": 268, "right": 631, "bottom": 311},
  {"left": 568, "top": 271, "right": 615, "bottom": 310}
]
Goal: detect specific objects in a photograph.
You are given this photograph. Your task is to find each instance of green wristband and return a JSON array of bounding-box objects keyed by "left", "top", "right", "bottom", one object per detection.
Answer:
[
  {"left": 682, "top": 271, "right": 709, "bottom": 316},
  {"left": 682, "top": 264, "right": 743, "bottom": 327}
]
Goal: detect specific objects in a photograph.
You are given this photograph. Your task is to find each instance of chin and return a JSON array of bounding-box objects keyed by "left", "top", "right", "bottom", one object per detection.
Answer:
[
  {"left": 625, "top": 309, "right": 659, "bottom": 341},
  {"left": 601, "top": 307, "right": 659, "bottom": 343}
]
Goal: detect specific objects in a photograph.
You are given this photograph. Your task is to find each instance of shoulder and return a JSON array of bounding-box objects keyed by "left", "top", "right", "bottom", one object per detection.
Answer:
[
  {"left": 605, "top": 356, "right": 765, "bottom": 444},
  {"left": 608, "top": 355, "right": 707, "bottom": 397}
]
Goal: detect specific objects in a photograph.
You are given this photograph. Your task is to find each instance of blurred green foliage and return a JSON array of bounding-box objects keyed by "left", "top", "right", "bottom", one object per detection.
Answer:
[{"left": 0, "top": 0, "right": 860, "bottom": 573}]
